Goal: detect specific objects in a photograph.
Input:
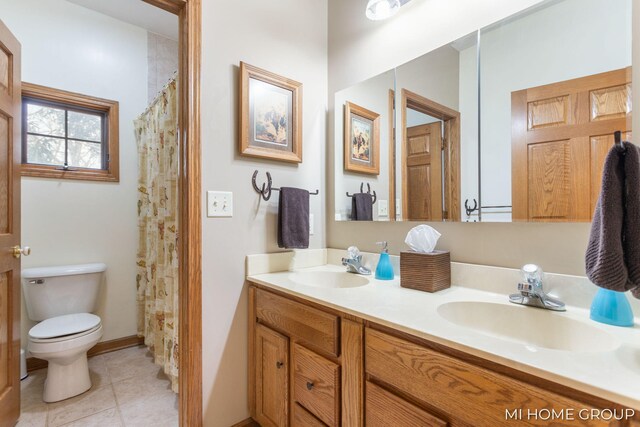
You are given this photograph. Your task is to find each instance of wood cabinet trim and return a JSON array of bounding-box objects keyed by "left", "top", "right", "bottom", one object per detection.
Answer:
[{"left": 341, "top": 319, "right": 363, "bottom": 427}]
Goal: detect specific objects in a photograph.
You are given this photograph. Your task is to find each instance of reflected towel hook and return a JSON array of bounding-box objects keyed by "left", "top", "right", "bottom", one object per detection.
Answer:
[
  {"left": 346, "top": 182, "right": 377, "bottom": 204},
  {"left": 465, "top": 198, "right": 478, "bottom": 217},
  {"left": 614, "top": 130, "right": 627, "bottom": 153}
]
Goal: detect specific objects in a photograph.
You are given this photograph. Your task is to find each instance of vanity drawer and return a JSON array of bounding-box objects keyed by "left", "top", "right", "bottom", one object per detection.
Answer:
[
  {"left": 292, "top": 403, "right": 327, "bottom": 427},
  {"left": 293, "top": 343, "right": 340, "bottom": 427},
  {"left": 256, "top": 289, "right": 339, "bottom": 356},
  {"left": 366, "top": 381, "right": 447, "bottom": 427},
  {"left": 365, "top": 328, "right": 615, "bottom": 427}
]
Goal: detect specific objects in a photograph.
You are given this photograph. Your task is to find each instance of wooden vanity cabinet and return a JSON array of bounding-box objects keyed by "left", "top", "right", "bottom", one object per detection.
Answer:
[
  {"left": 249, "top": 284, "right": 636, "bottom": 427},
  {"left": 249, "top": 286, "right": 359, "bottom": 427},
  {"left": 364, "top": 327, "right": 628, "bottom": 427}
]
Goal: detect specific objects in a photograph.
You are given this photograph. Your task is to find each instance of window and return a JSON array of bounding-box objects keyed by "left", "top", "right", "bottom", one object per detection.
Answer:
[{"left": 21, "top": 82, "right": 119, "bottom": 182}]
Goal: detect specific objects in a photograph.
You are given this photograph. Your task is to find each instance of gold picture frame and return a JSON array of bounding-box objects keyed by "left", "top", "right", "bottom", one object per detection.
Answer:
[
  {"left": 344, "top": 101, "right": 380, "bottom": 175},
  {"left": 239, "top": 62, "right": 303, "bottom": 163}
]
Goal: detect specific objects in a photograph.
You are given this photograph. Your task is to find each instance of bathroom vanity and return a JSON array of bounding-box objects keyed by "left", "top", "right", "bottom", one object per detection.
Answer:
[{"left": 246, "top": 250, "right": 640, "bottom": 426}]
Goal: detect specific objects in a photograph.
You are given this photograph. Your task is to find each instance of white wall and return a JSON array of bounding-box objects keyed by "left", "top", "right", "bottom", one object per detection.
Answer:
[
  {"left": 147, "top": 32, "right": 178, "bottom": 103},
  {"left": 479, "top": 0, "right": 632, "bottom": 216},
  {"left": 0, "top": 0, "right": 148, "bottom": 346},
  {"left": 200, "top": 0, "right": 327, "bottom": 424},
  {"left": 334, "top": 70, "right": 394, "bottom": 221}
]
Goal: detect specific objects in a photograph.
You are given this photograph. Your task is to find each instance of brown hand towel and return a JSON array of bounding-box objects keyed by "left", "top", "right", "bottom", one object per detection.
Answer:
[
  {"left": 586, "top": 141, "right": 640, "bottom": 297},
  {"left": 277, "top": 187, "right": 310, "bottom": 249},
  {"left": 351, "top": 193, "right": 373, "bottom": 221}
]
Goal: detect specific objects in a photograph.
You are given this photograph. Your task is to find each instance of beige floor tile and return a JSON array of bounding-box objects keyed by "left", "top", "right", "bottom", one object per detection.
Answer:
[
  {"left": 47, "top": 385, "right": 117, "bottom": 427},
  {"left": 20, "top": 369, "right": 47, "bottom": 410},
  {"left": 16, "top": 404, "right": 47, "bottom": 427},
  {"left": 88, "top": 355, "right": 111, "bottom": 388},
  {"left": 102, "top": 345, "right": 149, "bottom": 362},
  {"left": 119, "top": 390, "right": 178, "bottom": 427},
  {"left": 112, "top": 369, "right": 172, "bottom": 408},
  {"left": 106, "top": 357, "right": 158, "bottom": 383},
  {"left": 59, "top": 407, "right": 123, "bottom": 427}
]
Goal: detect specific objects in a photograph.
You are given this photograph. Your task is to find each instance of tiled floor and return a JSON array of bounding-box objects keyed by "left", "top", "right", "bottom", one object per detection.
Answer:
[{"left": 18, "top": 345, "right": 179, "bottom": 427}]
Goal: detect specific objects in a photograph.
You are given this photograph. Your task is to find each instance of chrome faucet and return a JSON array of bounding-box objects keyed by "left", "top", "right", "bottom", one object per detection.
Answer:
[
  {"left": 341, "top": 246, "right": 371, "bottom": 275},
  {"left": 509, "top": 264, "right": 565, "bottom": 311}
]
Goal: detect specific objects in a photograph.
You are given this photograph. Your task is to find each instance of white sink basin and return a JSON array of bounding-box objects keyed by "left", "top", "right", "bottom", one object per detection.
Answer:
[
  {"left": 288, "top": 271, "right": 370, "bottom": 289},
  {"left": 438, "top": 301, "right": 619, "bottom": 352}
]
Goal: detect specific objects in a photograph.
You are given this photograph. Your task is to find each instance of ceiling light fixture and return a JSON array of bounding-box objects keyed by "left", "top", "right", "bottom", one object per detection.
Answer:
[{"left": 365, "top": 0, "right": 401, "bottom": 21}]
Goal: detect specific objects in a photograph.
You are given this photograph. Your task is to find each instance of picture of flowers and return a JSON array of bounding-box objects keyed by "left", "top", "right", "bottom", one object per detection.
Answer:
[
  {"left": 239, "top": 62, "right": 302, "bottom": 163},
  {"left": 344, "top": 101, "right": 380, "bottom": 175}
]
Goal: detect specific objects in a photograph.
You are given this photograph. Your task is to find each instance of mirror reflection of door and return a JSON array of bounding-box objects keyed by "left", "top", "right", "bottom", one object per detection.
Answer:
[
  {"left": 405, "top": 120, "right": 442, "bottom": 221},
  {"left": 401, "top": 89, "right": 461, "bottom": 222},
  {"left": 512, "top": 67, "right": 632, "bottom": 222}
]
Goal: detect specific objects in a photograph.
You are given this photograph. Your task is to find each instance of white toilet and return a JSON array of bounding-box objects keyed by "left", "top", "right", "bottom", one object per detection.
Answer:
[{"left": 22, "top": 263, "right": 106, "bottom": 402}]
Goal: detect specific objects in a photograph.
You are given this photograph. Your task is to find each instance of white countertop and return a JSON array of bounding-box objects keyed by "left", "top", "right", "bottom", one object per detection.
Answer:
[{"left": 248, "top": 260, "right": 640, "bottom": 410}]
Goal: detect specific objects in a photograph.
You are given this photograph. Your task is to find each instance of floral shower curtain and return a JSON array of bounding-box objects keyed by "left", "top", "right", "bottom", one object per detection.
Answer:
[{"left": 134, "top": 78, "right": 179, "bottom": 392}]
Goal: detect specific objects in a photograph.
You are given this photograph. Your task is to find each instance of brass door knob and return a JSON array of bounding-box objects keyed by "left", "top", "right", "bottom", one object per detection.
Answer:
[{"left": 12, "top": 246, "right": 31, "bottom": 259}]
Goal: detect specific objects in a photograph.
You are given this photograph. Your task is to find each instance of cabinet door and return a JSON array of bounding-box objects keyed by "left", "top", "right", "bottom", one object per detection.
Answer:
[
  {"left": 255, "top": 324, "right": 289, "bottom": 427},
  {"left": 366, "top": 381, "right": 447, "bottom": 427}
]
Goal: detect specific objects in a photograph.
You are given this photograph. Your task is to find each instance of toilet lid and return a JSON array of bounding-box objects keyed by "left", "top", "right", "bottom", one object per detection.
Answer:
[{"left": 29, "top": 313, "right": 101, "bottom": 339}]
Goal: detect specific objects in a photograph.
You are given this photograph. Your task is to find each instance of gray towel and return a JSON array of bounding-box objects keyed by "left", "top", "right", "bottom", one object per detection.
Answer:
[
  {"left": 351, "top": 193, "right": 373, "bottom": 221},
  {"left": 586, "top": 141, "right": 640, "bottom": 298},
  {"left": 277, "top": 187, "right": 309, "bottom": 249}
]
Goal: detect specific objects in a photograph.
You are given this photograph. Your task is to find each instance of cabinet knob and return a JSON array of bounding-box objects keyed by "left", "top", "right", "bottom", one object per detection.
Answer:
[
  {"left": 306, "top": 381, "right": 314, "bottom": 390},
  {"left": 276, "top": 361, "right": 284, "bottom": 369}
]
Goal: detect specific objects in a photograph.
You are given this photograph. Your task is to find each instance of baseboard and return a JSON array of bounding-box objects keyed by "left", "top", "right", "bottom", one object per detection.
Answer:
[
  {"left": 26, "top": 334, "right": 144, "bottom": 372},
  {"left": 230, "top": 418, "right": 259, "bottom": 427}
]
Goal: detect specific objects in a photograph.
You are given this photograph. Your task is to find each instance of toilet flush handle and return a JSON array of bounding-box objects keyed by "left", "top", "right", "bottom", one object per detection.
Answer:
[{"left": 12, "top": 246, "right": 31, "bottom": 259}]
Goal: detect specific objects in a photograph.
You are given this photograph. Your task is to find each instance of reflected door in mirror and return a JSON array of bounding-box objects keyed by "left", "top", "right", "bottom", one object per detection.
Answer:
[
  {"left": 404, "top": 121, "right": 443, "bottom": 221},
  {"left": 511, "top": 67, "right": 632, "bottom": 222}
]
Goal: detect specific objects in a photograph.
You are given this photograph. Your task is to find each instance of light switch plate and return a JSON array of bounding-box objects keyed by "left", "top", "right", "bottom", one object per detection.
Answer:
[
  {"left": 378, "top": 199, "right": 389, "bottom": 217},
  {"left": 207, "top": 191, "right": 233, "bottom": 217}
]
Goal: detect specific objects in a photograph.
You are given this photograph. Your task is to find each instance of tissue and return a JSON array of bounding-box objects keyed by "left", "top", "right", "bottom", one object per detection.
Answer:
[{"left": 405, "top": 224, "right": 441, "bottom": 253}]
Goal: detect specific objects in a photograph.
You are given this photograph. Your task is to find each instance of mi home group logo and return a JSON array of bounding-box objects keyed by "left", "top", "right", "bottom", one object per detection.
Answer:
[{"left": 505, "top": 408, "right": 635, "bottom": 422}]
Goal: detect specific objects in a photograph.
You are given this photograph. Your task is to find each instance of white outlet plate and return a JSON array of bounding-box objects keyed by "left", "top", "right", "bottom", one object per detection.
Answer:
[
  {"left": 207, "top": 191, "right": 233, "bottom": 217},
  {"left": 378, "top": 199, "right": 389, "bottom": 217}
]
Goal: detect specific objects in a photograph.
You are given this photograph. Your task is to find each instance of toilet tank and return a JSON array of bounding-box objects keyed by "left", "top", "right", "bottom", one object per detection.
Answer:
[{"left": 22, "top": 263, "right": 106, "bottom": 321}]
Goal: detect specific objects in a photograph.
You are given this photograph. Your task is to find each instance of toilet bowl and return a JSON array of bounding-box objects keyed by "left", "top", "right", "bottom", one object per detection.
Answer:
[
  {"left": 28, "top": 313, "right": 103, "bottom": 402},
  {"left": 22, "top": 263, "right": 106, "bottom": 402}
]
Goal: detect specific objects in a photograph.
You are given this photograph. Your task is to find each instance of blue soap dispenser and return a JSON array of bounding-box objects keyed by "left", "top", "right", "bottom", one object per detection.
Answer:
[{"left": 375, "top": 241, "right": 394, "bottom": 280}]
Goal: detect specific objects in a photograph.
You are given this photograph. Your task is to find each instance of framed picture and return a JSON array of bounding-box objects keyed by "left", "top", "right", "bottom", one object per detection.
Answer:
[
  {"left": 344, "top": 101, "right": 380, "bottom": 175},
  {"left": 239, "top": 62, "right": 302, "bottom": 163}
]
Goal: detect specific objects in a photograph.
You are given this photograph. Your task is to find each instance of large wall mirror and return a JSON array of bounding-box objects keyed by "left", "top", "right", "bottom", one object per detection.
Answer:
[{"left": 333, "top": 0, "right": 632, "bottom": 223}]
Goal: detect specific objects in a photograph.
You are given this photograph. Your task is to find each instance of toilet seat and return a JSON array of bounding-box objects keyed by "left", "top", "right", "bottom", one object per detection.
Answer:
[{"left": 29, "top": 313, "right": 101, "bottom": 342}]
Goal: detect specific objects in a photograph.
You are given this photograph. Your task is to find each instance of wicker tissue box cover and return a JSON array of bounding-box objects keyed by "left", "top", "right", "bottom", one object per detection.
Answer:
[{"left": 400, "top": 250, "right": 451, "bottom": 293}]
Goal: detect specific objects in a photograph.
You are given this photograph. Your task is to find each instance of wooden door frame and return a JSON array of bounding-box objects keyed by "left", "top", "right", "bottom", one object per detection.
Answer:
[
  {"left": 388, "top": 89, "right": 396, "bottom": 221},
  {"left": 142, "top": 1, "right": 202, "bottom": 425},
  {"left": 400, "top": 89, "right": 461, "bottom": 221}
]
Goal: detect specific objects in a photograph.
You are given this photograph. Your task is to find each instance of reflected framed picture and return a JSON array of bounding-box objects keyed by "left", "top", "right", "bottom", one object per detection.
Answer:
[
  {"left": 344, "top": 101, "right": 380, "bottom": 175},
  {"left": 239, "top": 62, "right": 302, "bottom": 163}
]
